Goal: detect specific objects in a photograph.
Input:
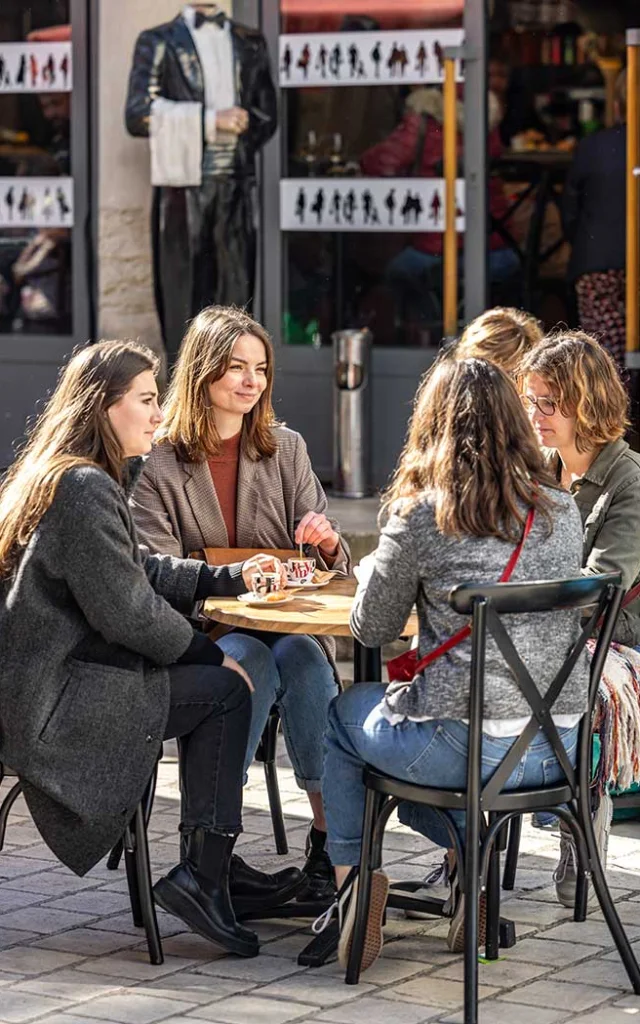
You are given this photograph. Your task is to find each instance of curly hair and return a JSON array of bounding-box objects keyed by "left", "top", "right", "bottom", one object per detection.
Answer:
[
  {"left": 381, "top": 357, "right": 560, "bottom": 541},
  {"left": 518, "top": 330, "right": 629, "bottom": 453}
]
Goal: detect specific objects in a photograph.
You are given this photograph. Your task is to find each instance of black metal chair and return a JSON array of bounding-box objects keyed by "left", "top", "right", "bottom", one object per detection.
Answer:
[
  {"left": 254, "top": 706, "right": 288, "bottom": 854},
  {"left": 0, "top": 761, "right": 164, "bottom": 966},
  {"left": 344, "top": 573, "right": 640, "bottom": 1024}
]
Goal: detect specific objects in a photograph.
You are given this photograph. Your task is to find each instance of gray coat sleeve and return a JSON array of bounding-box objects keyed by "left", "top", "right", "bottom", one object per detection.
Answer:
[
  {"left": 53, "top": 469, "right": 193, "bottom": 664},
  {"left": 291, "top": 433, "right": 351, "bottom": 573},
  {"left": 350, "top": 511, "right": 419, "bottom": 647}
]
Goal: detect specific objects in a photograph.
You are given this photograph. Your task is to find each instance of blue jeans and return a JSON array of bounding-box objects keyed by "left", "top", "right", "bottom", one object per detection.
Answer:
[
  {"left": 322, "top": 683, "right": 579, "bottom": 866},
  {"left": 217, "top": 629, "right": 338, "bottom": 793}
]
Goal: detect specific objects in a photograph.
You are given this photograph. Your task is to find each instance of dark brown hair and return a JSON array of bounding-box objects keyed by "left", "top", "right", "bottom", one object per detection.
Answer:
[
  {"left": 382, "top": 357, "right": 560, "bottom": 541},
  {"left": 0, "top": 340, "right": 158, "bottom": 578}
]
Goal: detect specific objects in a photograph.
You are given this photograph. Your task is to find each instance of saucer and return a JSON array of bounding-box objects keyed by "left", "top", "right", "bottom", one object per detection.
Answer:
[{"left": 237, "top": 592, "right": 294, "bottom": 608}]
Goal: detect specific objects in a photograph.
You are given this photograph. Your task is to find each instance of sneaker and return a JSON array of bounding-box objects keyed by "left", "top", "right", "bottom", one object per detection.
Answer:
[
  {"left": 531, "top": 811, "right": 560, "bottom": 830},
  {"left": 297, "top": 824, "right": 336, "bottom": 904},
  {"left": 553, "top": 794, "right": 612, "bottom": 909},
  {"left": 312, "top": 868, "right": 389, "bottom": 973},
  {"left": 445, "top": 869, "right": 487, "bottom": 953}
]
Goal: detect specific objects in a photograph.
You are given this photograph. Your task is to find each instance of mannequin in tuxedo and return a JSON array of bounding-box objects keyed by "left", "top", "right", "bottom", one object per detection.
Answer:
[{"left": 125, "top": 4, "right": 277, "bottom": 366}]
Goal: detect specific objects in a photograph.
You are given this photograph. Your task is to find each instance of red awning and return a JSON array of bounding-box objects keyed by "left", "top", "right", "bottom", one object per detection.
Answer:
[{"left": 281, "top": 0, "right": 463, "bottom": 29}]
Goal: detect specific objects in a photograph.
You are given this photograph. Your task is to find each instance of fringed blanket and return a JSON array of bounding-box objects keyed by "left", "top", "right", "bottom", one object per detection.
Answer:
[{"left": 591, "top": 639, "right": 640, "bottom": 794}]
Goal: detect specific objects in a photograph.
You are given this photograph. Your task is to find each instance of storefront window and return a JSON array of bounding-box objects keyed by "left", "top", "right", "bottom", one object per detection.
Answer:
[
  {"left": 0, "top": 1, "right": 73, "bottom": 336},
  {"left": 279, "top": 0, "right": 465, "bottom": 347}
]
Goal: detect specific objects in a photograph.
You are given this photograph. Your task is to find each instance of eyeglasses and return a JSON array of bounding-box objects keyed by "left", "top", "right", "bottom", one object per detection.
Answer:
[{"left": 520, "top": 393, "right": 557, "bottom": 417}]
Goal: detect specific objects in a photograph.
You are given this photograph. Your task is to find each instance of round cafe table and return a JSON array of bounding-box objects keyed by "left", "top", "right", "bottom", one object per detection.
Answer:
[{"left": 203, "top": 576, "right": 418, "bottom": 683}]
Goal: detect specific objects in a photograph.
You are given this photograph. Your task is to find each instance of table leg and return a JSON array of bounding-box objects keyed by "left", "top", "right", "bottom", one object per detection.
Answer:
[{"left": 353, "top": 643, "right": 381, "bottom": 684}]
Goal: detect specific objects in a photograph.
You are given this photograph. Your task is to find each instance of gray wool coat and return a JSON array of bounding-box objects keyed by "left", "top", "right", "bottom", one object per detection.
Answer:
[
  {"left": 0, "top": 462, "right": 244, "bottom": 876},
  {"left": 130, "top": 426, "right": 351, "bottom": 670}
]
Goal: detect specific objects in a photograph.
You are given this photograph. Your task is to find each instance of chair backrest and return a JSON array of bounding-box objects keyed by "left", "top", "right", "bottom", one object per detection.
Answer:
[{"left": 448, "top": 573, "right": 623, "bottom": 807}]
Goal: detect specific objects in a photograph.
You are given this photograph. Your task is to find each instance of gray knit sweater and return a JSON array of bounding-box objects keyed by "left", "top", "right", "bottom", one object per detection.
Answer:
[{"left": 350, "top": 486, "right": 588, "bottom": 721}]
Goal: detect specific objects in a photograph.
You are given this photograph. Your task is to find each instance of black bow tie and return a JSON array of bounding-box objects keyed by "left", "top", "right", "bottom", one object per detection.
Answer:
[{"left": 194, "top": 9, "right": 226, "bottom": 29}]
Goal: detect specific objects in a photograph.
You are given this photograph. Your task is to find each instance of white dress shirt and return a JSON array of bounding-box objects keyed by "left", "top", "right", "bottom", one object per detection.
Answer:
[{"left": 183, "top": 5, "right": 235, "bottom": 144}]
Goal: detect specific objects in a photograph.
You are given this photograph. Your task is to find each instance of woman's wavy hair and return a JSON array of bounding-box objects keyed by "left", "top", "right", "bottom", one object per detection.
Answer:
[
  {"left": 517, "top": 330, "right": 629, "bottom": 453},
  {"left": 159, "top": 305, "right": 278, "bottom": 462},
  {"left": 456, "top": 306, "right": 544, "bottom": 375},
  {"left": 0, "top": 340, "right": 158, "bottom": 579},
  {"left": 381, "top": 357, "right": 560, "bottom": 541}
]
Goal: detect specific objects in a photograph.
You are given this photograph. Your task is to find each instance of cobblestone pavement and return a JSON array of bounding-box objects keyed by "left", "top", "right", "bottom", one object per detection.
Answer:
[{"left": 2, "top": 743, "right": 640, "bottom": 1024}]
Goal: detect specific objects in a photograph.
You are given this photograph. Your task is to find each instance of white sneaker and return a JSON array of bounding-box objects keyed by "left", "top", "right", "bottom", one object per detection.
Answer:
[{"left": 553, "top": 795, "right": 612, "bottom": 909}]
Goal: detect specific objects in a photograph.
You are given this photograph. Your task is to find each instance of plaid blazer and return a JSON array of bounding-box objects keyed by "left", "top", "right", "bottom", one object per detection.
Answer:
[{"left": 131, "top": 426, "right": 351, "bottom": 670}]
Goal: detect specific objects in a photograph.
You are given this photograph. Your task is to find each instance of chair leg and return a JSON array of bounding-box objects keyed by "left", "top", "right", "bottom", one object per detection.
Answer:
[
  {"left": 133, "top": 802, "right": 164, "bottom": 965},
  {"left": 484, "top": 817, "right": 501, "bottom": 961},
  {"left": 108, "top": 761, "right": 158, "bottom": 872},
  {"left": 0, "top": 780, "right": 23, "bottom": 851},
  {"left": 256, "top": 708, "right": 288, "bottom": 855},
  {"left": 124, "top": 824, "right": 143, "bottom": 928},
  {"left": 106, "top": 839, "right": 123, "bottom": 871},
  {"left": 502, "top": 815, "right": 521, "bottom": 891},
  {"left": 345, "top": 788, "right": 381, "bottom": 985},
  {"left": 464, "top": 812, "right": 481, "bottom": 1024}
]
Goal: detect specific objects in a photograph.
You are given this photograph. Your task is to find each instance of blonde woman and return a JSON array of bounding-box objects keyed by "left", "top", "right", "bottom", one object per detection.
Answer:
[
  {"left": 0, "top": 340, "right": 305, "bottom": 957},
  {"left": 456, "top": 306, "right": 543, "bottom": 375},
  {"left": 132, "top": 305, "right": 350, "bottom": 904},
  {"left": 318, "top": 358, "right": 587, "bottom": 967},
  {"left": 520, "top": 330, "right": 640, "bottom": 901}
]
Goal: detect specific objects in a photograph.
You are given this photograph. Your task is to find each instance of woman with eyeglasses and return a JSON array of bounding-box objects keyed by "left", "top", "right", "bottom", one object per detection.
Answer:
[{"left": 519, "top": 330, "right": 640, "bottom": 903}]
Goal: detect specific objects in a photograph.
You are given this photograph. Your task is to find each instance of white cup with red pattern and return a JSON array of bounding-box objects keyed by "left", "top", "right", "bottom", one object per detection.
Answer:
[{"left": 286, "top": 557, "right": 316, "bottom": 585}]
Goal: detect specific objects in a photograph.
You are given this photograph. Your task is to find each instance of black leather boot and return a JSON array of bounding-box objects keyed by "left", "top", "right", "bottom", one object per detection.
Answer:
[
  {"left": 154, "top": 829, "right": 259, "bottom": 957},
  {"left": 229, "top": 855, "right": 306, "bottom": 918},
  {"left": 296, "top": 823, "right": 337, "bottom": 904}
]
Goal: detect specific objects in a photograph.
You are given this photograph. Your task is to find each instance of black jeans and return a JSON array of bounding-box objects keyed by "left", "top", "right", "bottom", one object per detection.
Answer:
[{"left": 164, "top": 664, "right": 251, "bottom": 836}]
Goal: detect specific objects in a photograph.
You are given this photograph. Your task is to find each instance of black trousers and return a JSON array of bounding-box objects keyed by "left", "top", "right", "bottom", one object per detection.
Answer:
[
  {"left": 152, "top": 176, "right": 257, "bottom": 367},
  {"left": 163, "top": 664, "right": 251, "bottom": 836}
]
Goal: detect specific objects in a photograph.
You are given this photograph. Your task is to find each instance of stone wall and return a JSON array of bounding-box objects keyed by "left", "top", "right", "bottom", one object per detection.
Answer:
[{"left": 96, "top": 1, "right": 232, "bottom": 364}]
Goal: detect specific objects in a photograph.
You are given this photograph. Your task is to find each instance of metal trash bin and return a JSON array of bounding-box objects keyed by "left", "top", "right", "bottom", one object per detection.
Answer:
[{"left": 332, "top": 328, "right": 372, "bottom": 498}]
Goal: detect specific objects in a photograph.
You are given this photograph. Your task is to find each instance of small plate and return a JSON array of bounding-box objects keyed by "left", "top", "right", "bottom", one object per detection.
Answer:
[
  {"left": 285, "top": 578, "right": 331, "bottom": 591},
  {"left": 237, "top": 592, "right": 294, "bottom": 608}
]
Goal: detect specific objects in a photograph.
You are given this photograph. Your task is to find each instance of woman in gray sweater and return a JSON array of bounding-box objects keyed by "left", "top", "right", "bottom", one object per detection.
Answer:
[
  {"left": 0, "top": 340, "right": 304, "bottom": 959},
  {"left": 320, "top": 357, "right": 588, "bottom": 969}
]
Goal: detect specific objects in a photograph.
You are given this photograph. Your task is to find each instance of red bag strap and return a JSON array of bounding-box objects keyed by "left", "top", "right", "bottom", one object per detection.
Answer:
[
  {"left": 412, "top": 507, "right": 536, "bottom": 676},
  {"left": 622, "top": 580, "right": 640, "bottom": 610}
]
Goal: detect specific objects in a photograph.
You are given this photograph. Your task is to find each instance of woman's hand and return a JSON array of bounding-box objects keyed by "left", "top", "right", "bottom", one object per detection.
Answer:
[
  {"left": 241, "top": 553, "right": 287, "bottom": 591},
  {"left": 222, "top": 653, "right": 254, "bottom": 692},
  {"left": 295, "top": 512, "right": 340, "bottom": 557}
]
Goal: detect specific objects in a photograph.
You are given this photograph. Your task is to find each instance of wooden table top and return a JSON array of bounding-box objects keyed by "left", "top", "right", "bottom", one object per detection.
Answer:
[{"left": 203, "top": 576, "right": 419, "bottom": 639}]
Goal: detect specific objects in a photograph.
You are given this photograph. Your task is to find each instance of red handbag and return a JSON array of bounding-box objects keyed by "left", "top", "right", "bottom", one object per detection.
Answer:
[{"left": 386, "top": 508, "right": 536, "bottom": 683}]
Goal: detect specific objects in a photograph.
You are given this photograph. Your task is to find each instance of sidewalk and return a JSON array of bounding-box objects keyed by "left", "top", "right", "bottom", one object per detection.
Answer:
[{"left": 1, "top": 748, "right": 640, "bottom": 1024}]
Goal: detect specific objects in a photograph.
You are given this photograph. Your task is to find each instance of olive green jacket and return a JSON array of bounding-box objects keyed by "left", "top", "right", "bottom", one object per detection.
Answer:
[{"left": 556, "top": 439, "right": 640, "bottom": 647}]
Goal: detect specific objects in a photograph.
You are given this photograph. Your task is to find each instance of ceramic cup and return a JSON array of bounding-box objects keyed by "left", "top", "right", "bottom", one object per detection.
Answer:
[
  {"left": 286, "top": 557, "right": 316, "bottom": 584},
  {"left": 250, "top": 571, "right": 281, "bottom": 597}
]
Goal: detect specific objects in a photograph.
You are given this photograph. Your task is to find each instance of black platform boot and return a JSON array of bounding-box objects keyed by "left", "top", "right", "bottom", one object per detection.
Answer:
[
  {"left": 154, "top": 829, "right": 259, "bottom": 957},
  {"left": 230, "top": 855, "right": 306, "bottom": 918},
  {"left": 297, "top": 823, "right": 337, "bottom": 904}
]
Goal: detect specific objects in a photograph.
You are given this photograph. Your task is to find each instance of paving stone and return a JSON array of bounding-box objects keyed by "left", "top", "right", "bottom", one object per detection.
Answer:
[
  {"left": 86, "top": 911, "right": 188, "bottom": 939},
  {"left": 32, "top": 927, "right": 143, "bottom": 955},
  {"left": 498, "top": 978, "right": 619, "bottom": 1011},
  {"left": 495, "top": 898, "right": 570, "bottom": 926},
  {"left": 504, "top": 936, "right": 601, "bottom": 966},
  {"left": 379, "top": 936, "right": 462, "bottom": 966},
  {"left": 440, "top": 1000, "right": 569, "bottom": 1024},
  {"left": 544, "top": 918, "right": 640, "bottom": 946},
  {"left": 429, "top": 957, "right": 548, "bottom": 987},
  {"left": 1, "top": 872, "right": 102, "bottom": 897},
  {"left": 0, "top": 858, "right": 57, "bottom": 880},
  {"left": 315, "top": 996, "right": 439, "bottom": 1023},
  {"left": 379, "top": 977, "right": 499, "bottom": 1009},
  {"left": 0, "top": 947, "right": 87, "bottom": 975},
  {"left": 0, "top": 989, "right": 72, "bottom": 1022},
  {"left": 132, "top": 974, "right": 254, "bottom": 1005},
  {"left": 10, "top": 969, "right": 125, "bottom": 1001},
  {"left": 142, "top": 930, "right": 231, "bottom": 961},
  {"left": 68, "top": 992, "right": 195, "bottom": 1023},
  {"left": 43, "top": 892, "right": 132, "bottom": 916},
  {"left": 0, "top": 889, "right": 50, "bottom": 913},
  {"left": 73, "top": 951, "right": 199, "bottom": 982},
  {"left": 562, "top": 1012, "right": 640, "bottom": 1024},
  {"left": 612, "top": 993, "right": 640, "bottom": 1009},
  {"left": 253, "top": 974, "right": 377, "bottom": 1006},
  {"left": 0, "top": 906, "right": 97, "bottom": 935},
  {"left": 315, "top": 955, "right": 428, "bottom": 984},
  {"left": 553, "top": 955, "right": 634, "bottom": 989},
  {"left": 191, "top": 955, "right": 307, "bottom": 983},
  {"left": 0, "top": 929, "right": 39, "bottom": 950},
  {"left": 187, "top": 994, "right": 318, "bottom": 1023}
]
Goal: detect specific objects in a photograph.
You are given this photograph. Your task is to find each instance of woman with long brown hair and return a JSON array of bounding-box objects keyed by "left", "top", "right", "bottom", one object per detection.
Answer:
[
  {"left": 316, "top": 357, "right": 588, "bottom": 970},
  {"left": 131, "top": 305, "right": 350, "bottom": 904},
  {"left": 0, "top": 340, "right": 305, "bottom": 959}
]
